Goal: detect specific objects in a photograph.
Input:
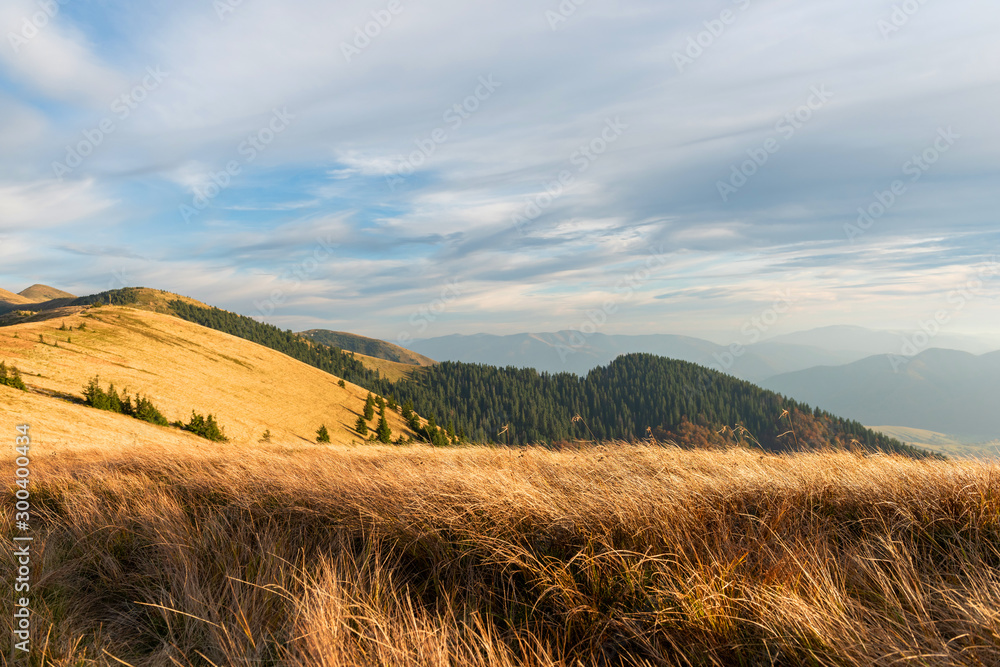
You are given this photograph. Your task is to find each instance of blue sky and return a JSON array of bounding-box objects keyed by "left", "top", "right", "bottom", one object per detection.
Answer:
[{"left": 0, "top": 0, "right": 998, "bottom": 345}]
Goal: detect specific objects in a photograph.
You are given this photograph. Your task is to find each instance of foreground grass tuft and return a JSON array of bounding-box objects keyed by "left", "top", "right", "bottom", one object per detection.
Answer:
[{"left": 3, "top": 443, "right": 1000, "bottom": 666}]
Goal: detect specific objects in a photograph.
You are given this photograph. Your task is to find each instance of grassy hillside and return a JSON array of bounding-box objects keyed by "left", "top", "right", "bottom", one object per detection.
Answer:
[
  {"left": 872, "top": 425, "right": 1000, "bottom": 460},
  {"left": 350, "top": 349, "right": 425, "bottom": 382},
  {"left": 4, "top": 441, "right": 998, "bottom": 665},
  {"left": 18, "top": 283, "right": 76, "bottom": 301},
  {"left": 0, "top": 305, "right": 419, "bottom": 446},
  {"left": 301, "top": 329, "right": 437, "bottom": 366},
  {"left": 0, "top": 287, "right": 35, "bottom": 310}
]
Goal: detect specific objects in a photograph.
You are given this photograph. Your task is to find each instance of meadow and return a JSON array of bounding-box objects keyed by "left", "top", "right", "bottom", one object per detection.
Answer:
[{"left": 3, "top": 440, "right": 999, "bottom": 666}]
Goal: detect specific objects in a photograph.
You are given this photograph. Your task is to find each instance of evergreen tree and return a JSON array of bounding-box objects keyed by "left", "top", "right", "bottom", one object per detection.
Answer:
[
  {"left": 364, "top": 393, "right": 375, "bottom": 420},
  {"left": 376, "top": 414, "right": 392, "bottom": 443},
  {"left": 401, "top": 400, "right": 414, "bottom": 420},
  {"left": 387, "top": 395, "right": 398, "bottom": 411},
  {"left": 354, "top": 415, "right": 368, "bottom": 436},
  {"left": 316, "top": 425, "right": 331, "bottom": 443},
  {"left": 185, "top": 412, "right": 228, "bottom": 442}
]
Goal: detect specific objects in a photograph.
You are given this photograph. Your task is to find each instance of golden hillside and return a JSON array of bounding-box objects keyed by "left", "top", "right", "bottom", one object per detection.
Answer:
[
  {"left": 0, "top": 287, "right": 35, "bottom": 308},
  {"left": 0, "top": 304, "right": 421, "bottom": 450},
  {"left": 18, "top": 283, "right": 76, "bottom": 301}
]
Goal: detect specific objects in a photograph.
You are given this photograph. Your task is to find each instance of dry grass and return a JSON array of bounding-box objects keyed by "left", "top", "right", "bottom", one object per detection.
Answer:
[{"left": 2, "top": 441, "right": 999, "bottom": 666}]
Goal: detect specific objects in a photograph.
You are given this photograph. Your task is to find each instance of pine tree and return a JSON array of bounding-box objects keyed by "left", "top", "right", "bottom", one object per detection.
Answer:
[
  {"left": 375, "top": 395, "right": 386, "bottom": 411},
  {"left": 316, "top": 425, "right": 331, "bottom": 443},
  {"left": 364, "top": 393, "right": 375, "bottom": 420},
  {"left": 376, "top": 414, "right": 391, "bottom": 443},
  {"left": 401, "top": 400, "right": 413, "bottom": 420},
  {"left": 260, "top": 429, "right": 272, "bottom": 443},
  {"left": 387, "top": 395, "right": 398, "bottom": 411},
  {"left": 354, "top": 415, "right": 368, "bottom": 436}
]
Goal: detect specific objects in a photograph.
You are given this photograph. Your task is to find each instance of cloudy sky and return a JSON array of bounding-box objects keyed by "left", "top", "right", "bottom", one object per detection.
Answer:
[{"left": 1, "top": 0, "right": 997, "bottom": 345}]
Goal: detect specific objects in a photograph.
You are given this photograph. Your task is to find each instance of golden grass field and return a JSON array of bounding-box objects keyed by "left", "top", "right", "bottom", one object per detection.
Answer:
[
  {"left": 0, "top": 305, "right": 419, "bottom": 447},
  {"left": 1, "top": 439, "right": 999, "bottom": 666}
]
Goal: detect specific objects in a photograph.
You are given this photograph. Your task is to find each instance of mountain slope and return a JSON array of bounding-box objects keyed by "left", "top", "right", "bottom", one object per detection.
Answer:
[
  {"left": 0, "top": 305, "right": 419, "bottom": 446},
  {"left": 764, "top": 349, "right": 1000, "bottom": 440},
  {"left": 19, "top": 283, "right": 76, "bottom": 301},
  {"left": 0, "top": 287, "right": 35, "bottom": 309},
  {"left": 301, "top": 330, "right": 436, "bottom": 366},
  {"left": 386, "top": 354, "right": 924, "bottom": 455}
]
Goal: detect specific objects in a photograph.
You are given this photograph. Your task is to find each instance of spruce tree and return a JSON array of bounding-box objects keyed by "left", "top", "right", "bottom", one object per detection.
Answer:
[
  {"left": 316, "top": 425, "right": 331, "bottom": 443},
  {"left": 364, "top": 393, "right": 375, "bottom": 420},
  {"left": 376, "top": 414, "right": 391, "bottom": 443},
  {"left": 354, "top": 415, "right": 368, "bottom": 436}
]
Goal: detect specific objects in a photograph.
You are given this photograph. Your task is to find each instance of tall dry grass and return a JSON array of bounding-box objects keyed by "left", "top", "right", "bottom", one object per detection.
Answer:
[{"left": 3, "top": 442, "right": 1000, "bottom": 666}]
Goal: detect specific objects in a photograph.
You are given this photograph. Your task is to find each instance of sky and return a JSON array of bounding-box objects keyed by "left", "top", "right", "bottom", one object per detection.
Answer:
[{"left": 0, "top": 0, "right": 998, "bottom": 347}]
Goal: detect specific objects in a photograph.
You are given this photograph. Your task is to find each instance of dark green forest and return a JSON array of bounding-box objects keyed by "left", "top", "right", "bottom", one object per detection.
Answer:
[{"left": 165, "top": 299, "right": 924, "bottom": 456}]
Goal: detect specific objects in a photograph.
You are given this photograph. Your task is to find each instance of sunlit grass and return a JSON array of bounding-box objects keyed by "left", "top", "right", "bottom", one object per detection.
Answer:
[{"left": 3, "top": 442, "right": 1000, "bottom": 665}]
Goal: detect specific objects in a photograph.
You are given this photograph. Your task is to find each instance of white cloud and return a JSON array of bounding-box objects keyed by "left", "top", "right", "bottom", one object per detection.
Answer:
[
  {"left": 0, "top": 0, "right": 127, "bottom": 106},
  {"left": 0, "top": 178, "right": 116, "bottom": 229}
]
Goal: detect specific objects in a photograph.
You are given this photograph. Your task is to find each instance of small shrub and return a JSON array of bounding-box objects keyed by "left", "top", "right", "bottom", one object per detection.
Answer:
[
  {"left": 184, "top": 411, "right": 228, "bottom": 442},
  {"left": 0, "top": 362, "right": 27, "bottom": 391},
  {"left": 316, "top": 425, "right": 331, "bottom": 443}
]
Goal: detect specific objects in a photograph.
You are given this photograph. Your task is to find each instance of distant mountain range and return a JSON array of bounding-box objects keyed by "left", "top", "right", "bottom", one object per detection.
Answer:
[
  {"left": 403, "top": 330, "right": 874, "bottom": 383},
  {"left": 763, "top": 349, "right": 1000, "bottom": 441},
  {"left": 763, "top": 325, "right": 1000, "bottom": 357}
]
